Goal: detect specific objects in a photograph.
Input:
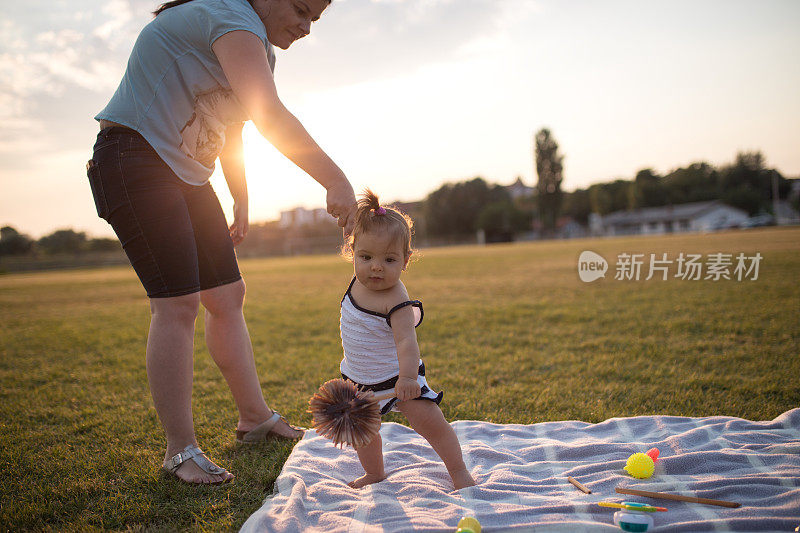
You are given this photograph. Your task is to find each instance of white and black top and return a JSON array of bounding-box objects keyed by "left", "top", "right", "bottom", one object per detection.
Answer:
[{"left": 339, "top": 278, "right": 442, "bottom": 414}]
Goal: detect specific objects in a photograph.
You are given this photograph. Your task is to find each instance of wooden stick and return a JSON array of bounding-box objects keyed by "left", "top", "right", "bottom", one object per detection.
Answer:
[
  {"left": 568, "top": 476, "right": 591, "bottom": 494},
  {"left": 371, "top": 389, "right": 396, "bottom": 401},
  {"left": 616, "top": 487, "right": 741, "bottom": 508}
]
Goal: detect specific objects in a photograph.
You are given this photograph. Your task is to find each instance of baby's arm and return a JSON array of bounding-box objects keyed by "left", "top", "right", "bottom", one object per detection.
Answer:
[{"left": 389, "top": 297, "right": 422, "bottom": 401}]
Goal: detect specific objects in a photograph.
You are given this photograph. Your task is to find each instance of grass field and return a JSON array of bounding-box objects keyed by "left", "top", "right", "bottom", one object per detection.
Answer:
[{"left": 1, "top": 228, "right": 798, "bottom": 531}]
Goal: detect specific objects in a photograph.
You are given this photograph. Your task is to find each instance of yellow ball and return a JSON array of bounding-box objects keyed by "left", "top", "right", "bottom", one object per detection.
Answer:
[
  {"left": 624, "top": 452, "right": 655, "bottom": 479},
  {"left": 457, "top": 516, "right": 482, "bottom": 533}
]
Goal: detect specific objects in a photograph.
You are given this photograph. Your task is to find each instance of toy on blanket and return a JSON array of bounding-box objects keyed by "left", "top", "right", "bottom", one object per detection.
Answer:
[
  {"left": 308, "top": 378, "right": 396, "bottom": 448},
  {"left": 598, "top": 501, "right": 666, "bottom": 532},
  {"left": 455, "top": 516, "right": 481, "bottom": 533},
  {"left": 599, "top": 501, "right": 667, "bottom": 513},
  {"left": 624, "top": 448, "right": 659, "bottom": 479},
  {"left": 616, "top": 487, "right": 741, "bottom": 508}
]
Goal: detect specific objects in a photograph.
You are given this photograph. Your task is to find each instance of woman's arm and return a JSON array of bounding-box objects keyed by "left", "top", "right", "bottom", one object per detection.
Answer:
[
  {"left": 219, "top": 122, "right": 248, "bottom": 245},
  {"left": 212, "top": 30, "right": 356, "bottom": 233}
]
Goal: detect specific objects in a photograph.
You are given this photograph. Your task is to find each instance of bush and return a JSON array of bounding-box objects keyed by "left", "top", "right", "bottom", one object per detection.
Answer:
[
  {"left": 477, "top": 201, "right": 531, "bottom": 242},
  {"left": 37, "top": 229, "right": 88, "bottom": 255},
  {"left": 0, "top": 226, "right": 34, "bottom": 256}
]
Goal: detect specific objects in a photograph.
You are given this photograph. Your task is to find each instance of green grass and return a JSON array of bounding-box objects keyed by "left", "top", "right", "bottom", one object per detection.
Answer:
[{"left": 1, "top": 228, "right": 798, "bottom": 531}]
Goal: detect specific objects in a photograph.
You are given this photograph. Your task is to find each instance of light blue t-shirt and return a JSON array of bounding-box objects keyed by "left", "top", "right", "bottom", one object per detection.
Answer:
[{"left": 95, "top": 0, "right": 276, "bottom": 185}]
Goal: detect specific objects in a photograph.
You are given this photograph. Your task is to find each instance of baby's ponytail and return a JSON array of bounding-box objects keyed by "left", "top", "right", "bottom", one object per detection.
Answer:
[
  {"left": 342, "top": 189, "right": 415, "bottom": 262},
  {"left": 359, "top": 190, "right": 381, "bottom": 213}
]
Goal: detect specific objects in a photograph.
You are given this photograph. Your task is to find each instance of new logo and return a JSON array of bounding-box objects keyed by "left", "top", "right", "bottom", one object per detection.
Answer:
[{"left": 578, "top": 251, "right": 608, "bottom": 282}]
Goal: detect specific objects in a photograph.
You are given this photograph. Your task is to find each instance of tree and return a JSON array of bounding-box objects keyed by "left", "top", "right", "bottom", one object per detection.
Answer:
[
  {"left": 588, "top": 180, "right": 631, "bottom": 215},
  {"left": 718, "top": 151, "right": 789, "bottom": 215},
  {"left": 562, "top": 189, "right": 592, "bottom": 225},
  {"left": 534, "top": 128, "right": 564, "bottom": 234},
  {"left": 629, "top": 169, "right": 667, "bottom": 209},
  {"left": 424, "top": 177, "right": 510, "bottom": 237},
  {"left": 0, "top": 226, "right": 34, "bottom": 256},
  {"left": 476, "top": 201, "right": 531, "bottom": 242},
  {"left": 721, "top": 187, "right": 763, "bottom": 216},
  {"left": 662, "top": 163, "right": 719, "bottom": 205},
  {"left": 37, "top": 229, "right": 88, "bottom": 255}
]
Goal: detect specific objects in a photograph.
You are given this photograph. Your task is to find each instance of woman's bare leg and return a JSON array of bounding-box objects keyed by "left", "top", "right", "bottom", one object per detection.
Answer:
[
  {"left": 148, "top": 293, "right": 231, "bottom": 483},
  {"left": 201, "top": 279, "right": 302, "bottom": 438}
]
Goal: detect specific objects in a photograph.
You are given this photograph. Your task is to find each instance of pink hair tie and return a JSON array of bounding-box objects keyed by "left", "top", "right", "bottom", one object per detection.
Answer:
[{"left": 372, "top": 207, "right": 386, "bottom": 215}]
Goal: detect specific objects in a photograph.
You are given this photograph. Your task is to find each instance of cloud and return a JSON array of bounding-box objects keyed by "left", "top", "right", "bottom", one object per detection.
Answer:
[
  {"left": 0, "top": 0, "right": 150, "bottom": 149},
  {"left": 277, "top": 0, "right": 534, "bottom": 93},
  {"left": 0, "top": 0, "right": 540, "bottom": 129},
  {"left": 0, "top": 0, "right": 545, "bottom": 184}
]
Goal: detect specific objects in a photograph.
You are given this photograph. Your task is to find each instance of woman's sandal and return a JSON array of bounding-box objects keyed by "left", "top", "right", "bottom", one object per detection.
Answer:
[
  {"left": 162, "top": 444, "right": 234, "bottom": 485},
  {"left": 236, "top": 411, "right": 305, "bottom": 444}
]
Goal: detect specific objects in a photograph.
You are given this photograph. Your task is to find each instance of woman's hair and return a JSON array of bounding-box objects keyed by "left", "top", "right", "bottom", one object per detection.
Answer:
[
  {"left": 342, "top": 189, "right": 415, "bottom": 261},
  {"left": 153, "top": 0, "right": 204, "bottom": 16},
  {"left": 153, "top": 0, "right": 258, "bottom": 16},
  {"left": 153, "top": 0, "right": 331, "bottom": 16}
]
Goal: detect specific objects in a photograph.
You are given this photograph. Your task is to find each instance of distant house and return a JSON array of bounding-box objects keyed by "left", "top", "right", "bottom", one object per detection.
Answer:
[
  {"left": 590, "top": 201, "right": 749, "bottom": 237},
  {"left": 774, "top": 200, "right": 800, "bottom": 226},
  {"left": 775, "top": 178, "right": 800, "bottom": 226},
  {"left": 522, "top": 216, "right": 587, "bottom": 241},
  {"left": 789, "top": 178, "right": 800, "bottom": 201},
  {"left": 279, "top": 207, "right": 332, "bottom": 229},
  {"left": 279, "top": 201, "right": 426, "bottom": 232},
  {"left": 556, "top": 217, "right": 588, "bottom": 239},
  {"left": 505, "top": 177, "right": 535, "bottom": 200}
]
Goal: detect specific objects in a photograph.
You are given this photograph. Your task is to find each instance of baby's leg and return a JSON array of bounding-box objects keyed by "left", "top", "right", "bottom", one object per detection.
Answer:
[
  {"left": 397, "top": 400, "right": 476, "bottom": 489},
  {"left": 349, "top": 431, "right": 386, "bottom": 489}
]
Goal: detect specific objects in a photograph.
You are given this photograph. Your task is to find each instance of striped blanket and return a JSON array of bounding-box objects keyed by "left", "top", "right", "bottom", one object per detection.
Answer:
[{"left": 241, "top": 409, "right": 800, "bottom": 532}]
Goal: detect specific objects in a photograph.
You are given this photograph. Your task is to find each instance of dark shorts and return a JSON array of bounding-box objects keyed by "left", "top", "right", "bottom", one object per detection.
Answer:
[{"left": 86, "top": 127, "right": 241, "bottom": 298}]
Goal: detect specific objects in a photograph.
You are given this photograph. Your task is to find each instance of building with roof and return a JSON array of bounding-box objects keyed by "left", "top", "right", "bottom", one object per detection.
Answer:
[
  {"left": 278, "top": 207, "right": 332, "bottom": 229},
  {"left": 589, "top": 201, "right": 749, "bottom": 237},
  {"left": 505, "top": 177, "right": 535, "bottom": 200}
]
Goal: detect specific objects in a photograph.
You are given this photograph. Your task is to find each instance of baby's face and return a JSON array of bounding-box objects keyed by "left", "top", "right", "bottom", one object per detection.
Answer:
[{"left": 352, "top": 231, "right": 409, "bottom": 292}]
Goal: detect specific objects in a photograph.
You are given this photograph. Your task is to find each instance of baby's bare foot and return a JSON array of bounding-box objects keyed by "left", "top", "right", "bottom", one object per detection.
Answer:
[
  {"left": 348, "top": 472, "right": 386, "bottom": 489},
  {"left": 450, "top": 468, "right": 476, "bottom": 490}
]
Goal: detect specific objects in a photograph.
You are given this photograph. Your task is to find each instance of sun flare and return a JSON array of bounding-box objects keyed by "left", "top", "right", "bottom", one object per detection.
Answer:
[{"left": 209, "top": 122, "right": 327, "bottom": 224}]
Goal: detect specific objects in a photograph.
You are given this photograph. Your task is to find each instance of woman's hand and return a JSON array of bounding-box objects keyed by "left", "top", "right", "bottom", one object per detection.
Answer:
[
  {"left": 229, "top": 201, "right": 249, "bottom": 245},
  {"left": 394, "top": 376, "right": 421, "bottom": 402},
  {"left": 326, "top": 182, "right": 357, "bottom": 236}
]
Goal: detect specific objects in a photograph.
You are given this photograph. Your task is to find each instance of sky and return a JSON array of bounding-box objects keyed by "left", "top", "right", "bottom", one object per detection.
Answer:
[{"left": 1, "top": 0, "right": 799, "bottom": 238}]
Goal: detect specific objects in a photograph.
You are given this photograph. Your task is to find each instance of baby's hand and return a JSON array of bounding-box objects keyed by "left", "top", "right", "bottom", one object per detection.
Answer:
[{"left": 395, "top": 377, "right": 421, "bottom": 401}]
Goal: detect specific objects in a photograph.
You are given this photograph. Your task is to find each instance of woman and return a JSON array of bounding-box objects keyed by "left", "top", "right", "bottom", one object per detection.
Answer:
[{"left": 87, "top": 0, "right": 356, "bottom": 485}]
